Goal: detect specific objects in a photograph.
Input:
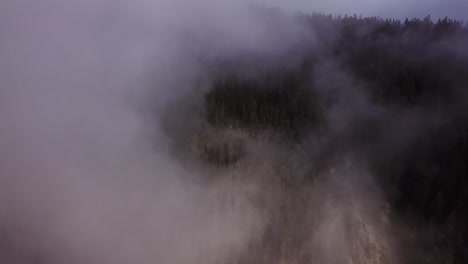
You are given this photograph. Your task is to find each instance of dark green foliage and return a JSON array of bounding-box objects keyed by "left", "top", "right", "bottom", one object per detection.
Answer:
[
  {"left": 303, "top": 14, "right": 468, "bottom": 105},
  {"left": 205, "top": 71, "right": 318, "bottom": 140}
]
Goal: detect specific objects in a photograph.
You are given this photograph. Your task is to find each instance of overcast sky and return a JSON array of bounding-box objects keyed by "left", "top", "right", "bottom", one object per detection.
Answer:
[{"left": 259, "top": 0, "right": 468, "bottom": 21}]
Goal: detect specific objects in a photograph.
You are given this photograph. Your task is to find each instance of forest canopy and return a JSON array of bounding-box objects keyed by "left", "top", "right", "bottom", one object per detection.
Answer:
[{"left": 195, "top": 13, "right": 468, "bottom": 263}]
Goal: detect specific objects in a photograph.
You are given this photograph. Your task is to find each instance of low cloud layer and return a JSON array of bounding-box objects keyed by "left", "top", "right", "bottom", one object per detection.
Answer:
[
  {"left": 1, "top": 0, "right": 467, "bottom": 263},
  {"left": 0, "top": 1, "right": 318, "bottom": 263}
]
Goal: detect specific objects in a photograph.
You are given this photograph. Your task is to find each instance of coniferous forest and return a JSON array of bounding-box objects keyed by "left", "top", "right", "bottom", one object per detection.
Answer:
[{"left": 163, "top": 12, "right": 468, "bottom": 264}]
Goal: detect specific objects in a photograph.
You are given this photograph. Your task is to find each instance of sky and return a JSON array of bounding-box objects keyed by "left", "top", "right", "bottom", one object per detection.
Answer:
[{"left": 259, "top": 0, "right": 468, "bottom": 21}]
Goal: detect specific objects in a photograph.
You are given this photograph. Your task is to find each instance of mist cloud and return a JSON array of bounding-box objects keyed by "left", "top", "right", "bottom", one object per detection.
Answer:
[
  {"left": 1, "top": 0, "right": 466, "bottom": 263},
  {"left": 0, "top": 1, "right": 274, "bottom": 263}
]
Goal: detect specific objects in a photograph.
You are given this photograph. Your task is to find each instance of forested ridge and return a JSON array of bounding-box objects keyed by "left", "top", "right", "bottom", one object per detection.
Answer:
[{"left": 176, "top": 13, "right": 468, "bottom": 263}]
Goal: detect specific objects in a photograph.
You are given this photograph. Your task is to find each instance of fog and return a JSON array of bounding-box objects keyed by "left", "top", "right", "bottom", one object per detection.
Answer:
[
  {"left": 0, "top": 0, "right": 465, "bottom": 263},
  {"left": 0, "top": 0, "right": 320, "bottom": 263}
]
